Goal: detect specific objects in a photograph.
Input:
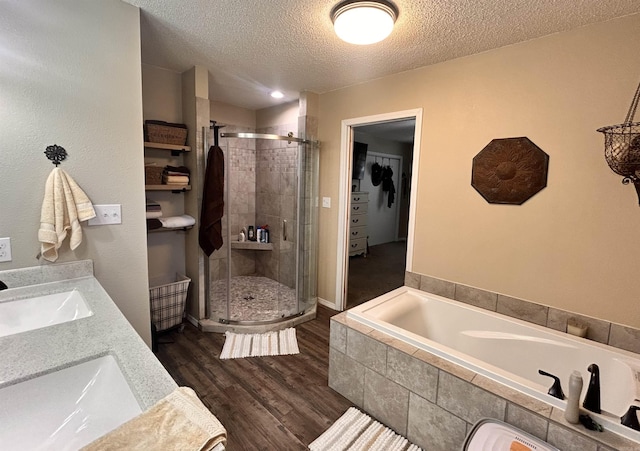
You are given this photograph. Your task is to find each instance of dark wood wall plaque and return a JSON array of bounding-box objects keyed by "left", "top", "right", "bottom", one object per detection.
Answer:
[{"left": 471, "top": 137, "right": 549, "bottom": 205}]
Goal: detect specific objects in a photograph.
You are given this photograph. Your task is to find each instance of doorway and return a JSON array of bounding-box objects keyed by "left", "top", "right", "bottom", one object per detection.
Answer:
[
  {"left": 347, "top": 123, "right": 414, "bottom": 308},
  {"left": 335, "top": 109, "right": 423, "bottom": 311}
]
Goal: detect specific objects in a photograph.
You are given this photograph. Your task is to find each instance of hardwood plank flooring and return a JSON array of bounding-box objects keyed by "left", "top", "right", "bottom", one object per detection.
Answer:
[{"left": 155, "top": 305, "right": 353, "bottom": 451}]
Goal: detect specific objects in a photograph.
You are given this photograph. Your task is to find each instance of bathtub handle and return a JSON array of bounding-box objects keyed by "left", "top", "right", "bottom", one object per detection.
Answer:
[{"left": 538, "top": 369, "right": 565, "bottom": 400}]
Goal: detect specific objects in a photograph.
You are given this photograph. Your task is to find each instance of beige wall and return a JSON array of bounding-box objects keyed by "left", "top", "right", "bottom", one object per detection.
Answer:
[
  {"left": 210, "top": 101, "right": 256, "bottom": 129},
  {"left": 318, "top": 14, "right": 640, "bottom": 328},
  {"left": 256, "top": 100, "right": 299, "bottom": 129},
  {"left": 0, "top": 0, "right": 152, "bottom": 343}
]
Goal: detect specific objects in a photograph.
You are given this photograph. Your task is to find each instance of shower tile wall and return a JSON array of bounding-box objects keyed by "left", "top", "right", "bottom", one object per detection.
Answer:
[{"left": 255, "top": 124, "right": 298, "bottom": 289}]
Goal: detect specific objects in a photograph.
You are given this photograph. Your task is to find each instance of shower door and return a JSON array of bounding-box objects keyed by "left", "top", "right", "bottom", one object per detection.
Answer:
[{"left": 211, "top": 131, "right": 318, "bottom": 325}]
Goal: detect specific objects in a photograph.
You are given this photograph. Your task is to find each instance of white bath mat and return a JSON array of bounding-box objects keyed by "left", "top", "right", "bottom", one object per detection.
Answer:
[
  {"left": 219, "top": 327, "right": 299, "bottom": 359},
  {"left": 309, "top": 407, "right": 422, "bottom": 451}
]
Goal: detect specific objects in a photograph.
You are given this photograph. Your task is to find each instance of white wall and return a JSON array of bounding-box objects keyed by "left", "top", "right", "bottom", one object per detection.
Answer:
[{"left": 0, "top": 0, "right": 152, "bottom": 344}]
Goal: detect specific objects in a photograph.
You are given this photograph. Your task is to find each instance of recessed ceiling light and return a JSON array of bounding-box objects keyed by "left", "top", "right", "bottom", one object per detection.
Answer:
[
  {"left": 331, "top": 0, "right": 398, "bottom": 45},
  {"left": 270, "top": 91, "right": 284, "bottom": 99}
]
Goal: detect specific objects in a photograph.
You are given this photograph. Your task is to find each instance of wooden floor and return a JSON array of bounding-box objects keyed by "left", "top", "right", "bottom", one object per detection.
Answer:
[{"left": 155, "top": 305, "right": 353, "bottom": 451}]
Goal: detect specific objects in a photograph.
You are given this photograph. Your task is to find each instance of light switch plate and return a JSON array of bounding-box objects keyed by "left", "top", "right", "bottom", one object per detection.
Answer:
[
  {"left": 322, "top": 197, "right": 331, "bottom": 208},
  {"left": 0, "top": 237, "right": 12, "bottom": 262},
  {"left": 89, "top": 204, "right": 122, "bottom": 226}
]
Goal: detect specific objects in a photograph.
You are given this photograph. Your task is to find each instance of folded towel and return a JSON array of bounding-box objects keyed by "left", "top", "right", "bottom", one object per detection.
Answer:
[
  {"left": 159, "top": 215, "right": 196, "bottom": 229},
  {"left": 165, "top": 165, "right": 190, "bottom": 175},
  {"left": 81, "top": 386, "right": 226, "bottom": 451},
  {"left": 38, "top": 168, "right": 96, "bottom": 262},
  {"left": 146, "top": 211, "right": 163, "bottom": 219},
  {"left": 163, "top": 174, "right": 190, "bottom": 184},
  {"left": 146, "top": 198, "right": 161, "bottom": 208},
  {"left": 146, "top": 218, "right": 163, "bottom": 230}
]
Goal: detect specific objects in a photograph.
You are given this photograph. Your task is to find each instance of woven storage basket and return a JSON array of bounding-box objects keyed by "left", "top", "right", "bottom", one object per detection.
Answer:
[
  {"left": 145, "top": 165, "right": 164, "bottom": 185},
  {"left": 150, "top": 273, "right": 190, "bottom": 332},
  {"left": 145, "top": 121, "right": 188, "bottom": 146}
]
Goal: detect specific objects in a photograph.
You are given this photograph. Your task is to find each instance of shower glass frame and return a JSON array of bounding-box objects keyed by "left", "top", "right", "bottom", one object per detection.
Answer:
[{"left": 209, "top": 131, "right": 318, "bottom": 326}]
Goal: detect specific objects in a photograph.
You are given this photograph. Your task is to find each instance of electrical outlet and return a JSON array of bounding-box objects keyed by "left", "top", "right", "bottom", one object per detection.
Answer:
[
  {"left": 88, "top": 204, "right": 122, "bottom": 226},
  {"left": 0, "top": 237, "right": 12, "bottom": 262}
]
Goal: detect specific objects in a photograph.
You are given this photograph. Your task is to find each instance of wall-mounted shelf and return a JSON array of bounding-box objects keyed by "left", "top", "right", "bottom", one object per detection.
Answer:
[
  {"left": 144, "top": 142, "right": 191, "bottom": 156},
  {"left": 230, "top": 241, "right": 273, "bottom": 251},
  {"left": 148, "top": 226, "right": 193, "bottom": 234},
  {"left": 145, "top": 185, "right": 191, "bottom": 192}
]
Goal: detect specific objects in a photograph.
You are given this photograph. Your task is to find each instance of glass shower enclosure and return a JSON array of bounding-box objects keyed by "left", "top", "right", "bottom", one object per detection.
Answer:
[{"left": 206, "top": 130, "right": 319, "bottom": 326}]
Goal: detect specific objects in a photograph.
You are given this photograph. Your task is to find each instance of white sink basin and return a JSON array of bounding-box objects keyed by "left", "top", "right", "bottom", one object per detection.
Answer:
[
  {"left": 0, "top": 289, "right": 93, "bottom": 338},
  {"left": 0, "top": 355, "right": 142, "bottom": 450}
]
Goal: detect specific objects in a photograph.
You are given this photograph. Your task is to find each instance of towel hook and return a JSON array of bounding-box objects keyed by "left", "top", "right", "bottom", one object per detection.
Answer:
[{"left": 44, "top": 144, "right": 67, "bottom": 167}]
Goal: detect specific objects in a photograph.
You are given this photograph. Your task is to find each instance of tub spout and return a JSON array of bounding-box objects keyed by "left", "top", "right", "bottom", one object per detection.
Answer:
[
  {"left": 538, "top": 369, "right": 565, "bottom": 400},
  {"left": 621, "top": 405, "right": 640, "bottom": 431},
  {"left": 583, "top": 363, "right": 601, "bottom": 414}
]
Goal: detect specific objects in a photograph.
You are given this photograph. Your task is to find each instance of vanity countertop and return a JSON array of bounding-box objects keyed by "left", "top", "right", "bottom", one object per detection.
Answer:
[{"left": 0, "top": 261, "right": 177, "bottom": 410}]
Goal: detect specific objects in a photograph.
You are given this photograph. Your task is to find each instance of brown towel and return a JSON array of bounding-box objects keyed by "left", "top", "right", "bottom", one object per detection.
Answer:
[
  {"left": 199, "top": 145, "right": 224, "bottom": 256},
  {"left": 81, "top": 387, "right": 226, "bottom": 451}
]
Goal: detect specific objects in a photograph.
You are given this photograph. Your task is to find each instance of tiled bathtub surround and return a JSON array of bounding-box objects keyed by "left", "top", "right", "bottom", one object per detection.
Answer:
[
  {"left": 405, "top": 272, "right": 640, "bottom": 355},
  {"left": 329, "top": 313, "right": 638, "bottom": 451}
]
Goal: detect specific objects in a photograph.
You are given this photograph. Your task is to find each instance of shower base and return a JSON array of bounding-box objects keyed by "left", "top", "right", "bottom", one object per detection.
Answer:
[{"left": 210, "top": 275, "right": 297, "bottom": 323}]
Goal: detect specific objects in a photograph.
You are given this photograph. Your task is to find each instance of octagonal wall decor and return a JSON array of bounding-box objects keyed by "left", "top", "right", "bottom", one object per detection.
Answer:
[{"left": 471, "top": 137, "right": 549, "bottom": 205}]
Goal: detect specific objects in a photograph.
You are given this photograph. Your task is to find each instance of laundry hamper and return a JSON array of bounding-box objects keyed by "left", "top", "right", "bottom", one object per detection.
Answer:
[{"left": 149, "top": 273, "right": 190, "bottom": 332}]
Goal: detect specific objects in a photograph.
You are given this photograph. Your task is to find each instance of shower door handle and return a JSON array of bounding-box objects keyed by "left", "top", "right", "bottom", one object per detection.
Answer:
[{"left": 283, "top": 219, "right": 288, "bottom": 241}]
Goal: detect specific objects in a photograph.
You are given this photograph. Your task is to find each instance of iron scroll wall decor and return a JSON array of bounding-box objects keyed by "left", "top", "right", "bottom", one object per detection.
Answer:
[
  {"left": 44, "top": 144, "right": 68, "bottom": 166},
  {"left": 471, "top": 137, "right": 549, "bottom": 205}
]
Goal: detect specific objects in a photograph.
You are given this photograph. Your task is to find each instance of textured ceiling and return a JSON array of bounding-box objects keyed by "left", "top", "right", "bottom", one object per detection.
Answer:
[{"left": 124, "top": 0, "right": 640, "bottom": 111}]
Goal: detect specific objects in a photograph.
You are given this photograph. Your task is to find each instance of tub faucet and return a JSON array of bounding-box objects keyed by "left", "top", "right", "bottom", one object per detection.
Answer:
[
  {"left": 538, "top": 369, "right": 565, "bottom": 400},
  {"left": 0, "top": 280, "right": 7, "bottom": 291},
  {"left": 583, "top": 363, "right": 601, "bottom": 414},
  {"left": 621, "top": 405, "right": 640, "bottom": 431}
]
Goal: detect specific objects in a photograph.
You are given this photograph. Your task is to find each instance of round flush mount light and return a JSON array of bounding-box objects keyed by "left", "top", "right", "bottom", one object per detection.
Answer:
[
  {"left": 331, "top": 0, "right": 398, "bottom": 45},
  {"left": 270, "top": 90, "right": 284, "bottom": 99}
]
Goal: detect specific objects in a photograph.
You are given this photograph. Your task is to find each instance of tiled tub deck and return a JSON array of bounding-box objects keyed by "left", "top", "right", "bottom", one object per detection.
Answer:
[{"left": 328, "top": 311, "right": 638, "bottom": 451}]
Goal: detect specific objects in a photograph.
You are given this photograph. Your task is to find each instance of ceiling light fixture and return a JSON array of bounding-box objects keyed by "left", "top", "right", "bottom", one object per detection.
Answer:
[
  {"left": 331, "top": 0, "right": 398, "bottom": 45},
  {"left": 270, "top": 90, "right": 284, "bottom": 99}
]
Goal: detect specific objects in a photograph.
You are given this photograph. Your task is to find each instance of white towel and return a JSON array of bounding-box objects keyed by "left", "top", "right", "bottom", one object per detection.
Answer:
[
  {"left": 158, "top": 215, "right": 196, "bottom": 229},
  {"left": 38, "top": 168, "right": 96, "bottom": 262}
]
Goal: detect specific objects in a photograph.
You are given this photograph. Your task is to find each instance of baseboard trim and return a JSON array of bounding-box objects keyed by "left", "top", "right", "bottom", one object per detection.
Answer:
[
  {"left": 318, "top": 297, "right": 339, "bottom": 311},
  {"left": 185, "top": 314, "right": 199, "bottom": 328}
]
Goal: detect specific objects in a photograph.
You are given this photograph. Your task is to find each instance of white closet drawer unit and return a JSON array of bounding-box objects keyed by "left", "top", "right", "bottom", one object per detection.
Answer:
[
  {"left": 350, "top": 202, "right": 368, "bottom": 216},
  {"left": 350, "top": 213, "right": 368, "bottom": 228},
  {"left": 351, "top": 192, "right": 368, "bottom": 204},
  {"left": 349, "top": 237, "right": 367, "bottom": 255},
  {"left": 349, "top": 191, "right": 368, "bottom": 257},
  {"left": 350, "top": 225, "right": 367, "bottom": 241}
]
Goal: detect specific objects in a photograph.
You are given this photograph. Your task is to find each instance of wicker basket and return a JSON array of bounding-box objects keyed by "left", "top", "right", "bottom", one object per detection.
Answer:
[
  {"left": 149, "top": 273, "right": 191, "bottom": 332},
  {"left": 145, "top": 121, "right": 188, "bottom": 146},
  {"left": 597, "top": 80, "right": 640, "bottom": 203},
  {"left": 145, "top": 165, "right": 164, "bottom": 185}
]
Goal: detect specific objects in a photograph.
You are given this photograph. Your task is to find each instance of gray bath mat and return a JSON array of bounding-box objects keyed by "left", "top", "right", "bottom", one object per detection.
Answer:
[
  {"left": 219, "top": 327, "right": 299, "bottom": 359},
  {"left": 309, "top": 407, "right": 422, "bottom": 451}
]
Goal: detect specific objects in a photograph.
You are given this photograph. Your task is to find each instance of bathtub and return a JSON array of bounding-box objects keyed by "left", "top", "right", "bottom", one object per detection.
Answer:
[{"left": 347, "top": 286, "right": 640, "bottom": 443}]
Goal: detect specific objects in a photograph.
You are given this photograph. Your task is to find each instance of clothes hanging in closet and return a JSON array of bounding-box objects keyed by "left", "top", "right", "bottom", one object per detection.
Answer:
[
  {"left": 381, "top": 165, "right": 395, "bottom": 208},
  {"left": 199, "top": 145, "right": 225, "bottom": 256}
]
